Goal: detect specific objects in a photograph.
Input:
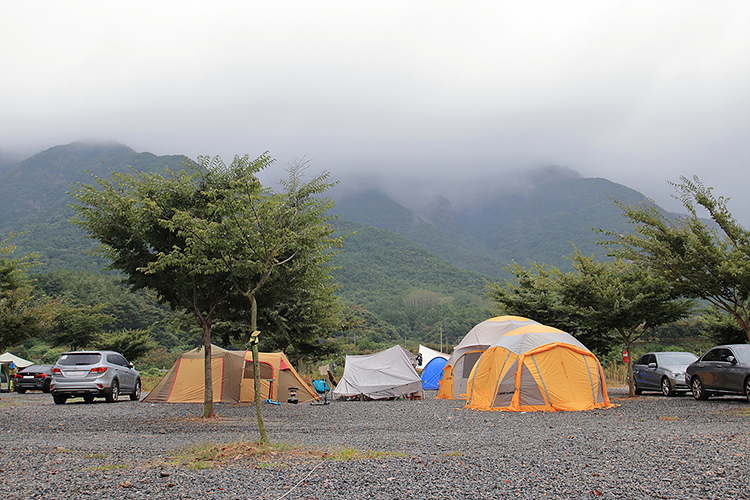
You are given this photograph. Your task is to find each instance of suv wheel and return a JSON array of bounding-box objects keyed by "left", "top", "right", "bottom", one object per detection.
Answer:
[
  {"left": 53, "top": 395, "right": 67, "bottom": 405},
  {"left": 744, "top": 377, "right": 750, "bottom": 404},
  {"left": 130, "top": 379, "right": 141, "bottom": 401},
  {"left": 105, "top": 380, "right": 119, "bottom": 403}
]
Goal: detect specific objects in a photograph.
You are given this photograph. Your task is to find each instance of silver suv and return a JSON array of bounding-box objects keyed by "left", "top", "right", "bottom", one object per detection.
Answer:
[{"left": 50, "top": 351, "right": 141, "bottom": 404}]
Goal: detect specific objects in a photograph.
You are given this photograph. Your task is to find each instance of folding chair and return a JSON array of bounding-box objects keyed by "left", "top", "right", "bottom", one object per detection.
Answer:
[{"left": 310, "top": 379, "right": 331, "bottom": 406}]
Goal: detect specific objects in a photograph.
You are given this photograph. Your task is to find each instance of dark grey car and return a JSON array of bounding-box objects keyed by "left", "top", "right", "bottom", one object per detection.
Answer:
[
  {"left": 50, "top": 351, "right": 141, "bottom": 404},
  {"left": 686, "top": 344, "right": 750, "bottom": 402},
  {"left": 13, "top": 365, "right": 54, "bottom": 393},
  {"left": 632, "top": 352, "right": 698, "bottom": 396}
]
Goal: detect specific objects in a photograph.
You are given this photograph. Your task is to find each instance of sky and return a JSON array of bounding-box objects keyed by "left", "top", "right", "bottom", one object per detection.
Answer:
[{"left": 2, "top": 1, "right": 749, "bottom": 223}]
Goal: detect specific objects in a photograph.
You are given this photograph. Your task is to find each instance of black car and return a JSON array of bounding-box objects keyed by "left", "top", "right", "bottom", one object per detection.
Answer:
[
  {"left": 13, "top": 365, "right": 54, "bottom": 393},
  {"left": 686, "top": 344, "right": 750, "bottom": 402}
]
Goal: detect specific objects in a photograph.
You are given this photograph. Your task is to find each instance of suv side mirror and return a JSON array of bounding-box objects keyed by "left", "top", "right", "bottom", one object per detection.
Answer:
[
  {"left": 648, "top": 362, "right": 657, "bottom": 369},
  {"left": 128, "top": 362, "right": 134, "bottom": 369},
  {"left": 726, "top": 356, "right": 736, "bottom": 364}
]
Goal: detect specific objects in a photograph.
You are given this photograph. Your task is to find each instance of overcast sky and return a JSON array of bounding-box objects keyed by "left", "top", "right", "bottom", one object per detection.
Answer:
[{"left": 2, "top": 1, "right": 749, "bottom": 223}]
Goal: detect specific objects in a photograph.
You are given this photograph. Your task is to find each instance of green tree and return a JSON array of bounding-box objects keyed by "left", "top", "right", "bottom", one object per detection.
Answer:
[
  {"left": 488, "top": 253, "right": 693, "bottom": 396},
  {"left": 70, "top": 162, "right": 236, "bottom": 418},
  {"left": 156, "top": 154, "right": 341, "bottom": 443},
  {"left": 699, "top": 307, "right": 747, "bottom": 346},
  {"left": 602, "top": 175, "right": 750, "bottom": 345},
  {"left": 50, "top": 303, "right": 112, "bottom": 350},
  {"left": 0, "top": 235, "right": 51, "bottom": 351},
  {"left": 558, "top": 253, "right": 694, "bottom": 396},
  {"left": 487, "top": 261, "right": 579, "bottom": 331},
  {"left": 99, "top": 328, "right": 158, "bottom": 362}
]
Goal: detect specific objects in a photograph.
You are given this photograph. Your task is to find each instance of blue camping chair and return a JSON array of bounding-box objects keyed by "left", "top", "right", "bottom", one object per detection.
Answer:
[{"left": 310, "top": 379, "right": 331, "bottom": 406}]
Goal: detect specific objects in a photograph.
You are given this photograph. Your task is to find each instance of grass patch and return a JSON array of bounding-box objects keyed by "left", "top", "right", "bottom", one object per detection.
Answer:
[
  {"left": 256, "top": 461, "right": 287, "bottom": 469},
  {"left": 141, "top": 375, "right": 163, "bottom": 392},
  {"left": 87, "top": 463, "right": 129, "bottom": 472},
  {"left": 82, "top": 452, "right": 107, "bottom": 459},
  {"left": 322, "top": 445, "right": 404, "bottom": 461},
  {"left": 171, "top": 440, "right": 297, "bottom": 469},
  {"left": 442, "top": 451, "right": 464, "bottom": 457},
  {"left": 169, "top": 441, "right": 404, "bottom": 469}
]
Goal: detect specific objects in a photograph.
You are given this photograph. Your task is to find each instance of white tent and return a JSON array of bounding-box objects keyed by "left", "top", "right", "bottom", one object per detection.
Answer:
[
  {"left": 437, "top": 316, "right": 539, "bottom": 399},
  {"left": 0, "top": 352, "right": 34, "bottom": 368},
  {"left": 333, "top": 345, "right": 423, "bottom": 400},
  {"left": 417, "top": 345, "right": 448, "bottom": 371}
]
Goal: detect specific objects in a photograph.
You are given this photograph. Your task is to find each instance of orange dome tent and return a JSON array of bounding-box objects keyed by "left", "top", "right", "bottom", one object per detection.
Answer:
[{"left": 465, "top": 325, "right": 614, "bottom": 412}]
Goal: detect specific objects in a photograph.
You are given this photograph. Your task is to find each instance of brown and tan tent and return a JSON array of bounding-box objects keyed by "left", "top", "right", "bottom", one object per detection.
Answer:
[{"left": 143, "top": 345, "right": 318, "bottom": 404}]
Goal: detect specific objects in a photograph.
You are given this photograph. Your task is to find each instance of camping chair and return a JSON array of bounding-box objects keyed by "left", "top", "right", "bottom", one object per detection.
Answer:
[{"left": 310, "top": 379, "right": 331, "bottom": 406}]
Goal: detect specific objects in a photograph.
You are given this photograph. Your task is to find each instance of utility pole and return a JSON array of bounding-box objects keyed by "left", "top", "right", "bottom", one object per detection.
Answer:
[{"left": 440, "top": 324, "right": 443, "bottom": 353}]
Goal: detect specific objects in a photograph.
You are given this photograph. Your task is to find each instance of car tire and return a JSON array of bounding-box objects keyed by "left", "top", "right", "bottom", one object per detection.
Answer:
[
  {"left": 634, "top": 382, "right": 642, "bottom": 395},
  {"left": 16, "top": 388, "right": 26, "bottom": 394},
  {"left": 43, "top": 380, "right": 51, "bottom": 394},
  {"left": 53, "top": 395, "right": 67, "bottom": 405},
  {"left": 130, "top": 379, "right": 141, "bottom": 401},
  {"left": 744, "top": 377, "right": 750, "bottom": 404},
  {"left": 661, "top": 377, "right": 674, "bottom": 397},
  {"left": 83, "top": 395, "right": 95, "bottom": 403},
  {"left": 105, "top": 380, "right": 119, "bottom": 403},
  {"left": 691, "top": 376, "right": 709, "bottom": 400}
]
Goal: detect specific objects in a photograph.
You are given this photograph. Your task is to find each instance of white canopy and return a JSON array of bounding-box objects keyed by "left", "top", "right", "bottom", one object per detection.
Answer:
[
  {"left": 417, "top": 345, "right": 448, "bottom": 371},
  {"left": 333, "top": 345, "right": 423, "bottom": 399},
  {"left": 0, "top": 352, "right": 34, "bottom": 368}
]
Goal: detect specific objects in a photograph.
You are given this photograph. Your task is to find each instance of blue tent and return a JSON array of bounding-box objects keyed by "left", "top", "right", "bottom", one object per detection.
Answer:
[{"left": 421, "top": 356, "right": 447, "bottom": 390}]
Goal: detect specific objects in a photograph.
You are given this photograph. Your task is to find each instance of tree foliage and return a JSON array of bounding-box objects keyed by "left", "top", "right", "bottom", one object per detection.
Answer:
[
  {"left": 488, "top": 252, "right": 694, "bottom": 396},
  {"left": 99, "top": 328, "right": 158, "bottom": 363},
  {"left": 0, "top": 235, "right": 52, "bottom": 351},
  {"left": 601, "top": 176, "right": 750, "bottom": 344},
  {"left": 70, "top": 160, "right": 236, "bottom": 418},
  {"left": 50, "top": 303, "right": 113, "bottom": 350},
  {"left": 151, "top": 154, "right": 342, "bottom": 443}
]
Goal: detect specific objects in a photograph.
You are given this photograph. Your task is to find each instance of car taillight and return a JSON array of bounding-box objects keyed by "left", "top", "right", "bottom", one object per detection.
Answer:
[
  {"left": 35, "top": 373, "right": 48, "bottom": 378},
  {"left": 51, "top": 367, "right": 62, "bottom": 374},
  {"left": 89, "top": 367, "right": 108, "bottom": 374},
  {"left": 13, "top": 374, "right": 22, "bottom": 378}
]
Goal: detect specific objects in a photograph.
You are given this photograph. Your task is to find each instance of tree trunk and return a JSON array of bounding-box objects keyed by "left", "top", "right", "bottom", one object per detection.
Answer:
[
  {"left": 203, "top": 325, "right": 214, "bottom": 418},
  {"left": 250, "top": 295, "right": 269, "bottom": 443}
]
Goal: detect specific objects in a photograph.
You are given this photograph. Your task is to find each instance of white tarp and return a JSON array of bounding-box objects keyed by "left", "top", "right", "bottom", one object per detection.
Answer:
[
  {"left": 417, "top": 345, "right": 448, "bottom": 371},
  {"left": 333, "top": 345, "right": 423, "bottom": 399},
  {"left": 0, "top": 352, "right": 34, "bottom": 368}
]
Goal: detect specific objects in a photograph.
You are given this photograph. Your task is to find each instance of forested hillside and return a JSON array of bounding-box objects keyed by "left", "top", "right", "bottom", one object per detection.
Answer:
[
  {"left": 0, "top": 141, "right": 187, "bottom": 271},
  {"left": 1, "top": 141, "right": 684, "bottom": 365},
  {"left": 331, "top": 220, "right": 493, "bottom": 350},
  {"left": 332, "top": 166, "right": 654, "bottom": 275}
]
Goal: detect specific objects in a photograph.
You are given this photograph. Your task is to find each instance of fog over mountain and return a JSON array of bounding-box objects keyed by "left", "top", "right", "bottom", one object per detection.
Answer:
[{"left": 1, "top": 3, "right": 748, "bottom": 225}]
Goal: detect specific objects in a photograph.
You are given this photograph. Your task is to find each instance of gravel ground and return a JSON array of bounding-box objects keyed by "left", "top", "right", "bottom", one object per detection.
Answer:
[{"left": 0, "top": 387, "right": 747, "bottom": 500}]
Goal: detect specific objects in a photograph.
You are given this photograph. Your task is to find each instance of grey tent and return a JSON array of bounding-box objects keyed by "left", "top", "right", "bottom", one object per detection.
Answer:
[{"left": 333, "top": 345, "right": 423, "bottom": 400}]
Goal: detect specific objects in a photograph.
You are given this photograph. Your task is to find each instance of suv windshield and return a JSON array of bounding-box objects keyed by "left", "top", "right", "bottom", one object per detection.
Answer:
[{"left": 57, "top": 353, "right": 102, "bottom": 366}]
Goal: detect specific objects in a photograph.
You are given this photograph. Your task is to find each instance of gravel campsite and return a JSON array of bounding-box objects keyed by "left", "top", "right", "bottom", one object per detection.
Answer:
[{"left": 0, "top": 388, "right": 747, "bottom": 500}]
